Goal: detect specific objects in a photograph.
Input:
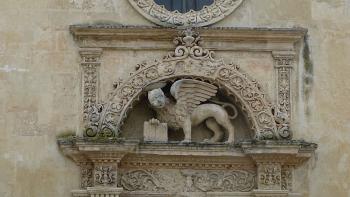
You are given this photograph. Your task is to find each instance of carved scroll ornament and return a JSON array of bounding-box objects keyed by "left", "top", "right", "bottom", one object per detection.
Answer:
[
  {"left": 128, "top": 0, "right": 244, "bottom": 27},
  {"left": 119, "top": 169, "right": 256, "bottom": 192},
  {"left": 84, "top": 29, "right": 282, "bottom": 140}
]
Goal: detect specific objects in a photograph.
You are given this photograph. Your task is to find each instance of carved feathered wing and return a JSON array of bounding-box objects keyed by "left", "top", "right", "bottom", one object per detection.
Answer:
[{"left": 170, "top": 79, "right": 218, "bottom": 118}]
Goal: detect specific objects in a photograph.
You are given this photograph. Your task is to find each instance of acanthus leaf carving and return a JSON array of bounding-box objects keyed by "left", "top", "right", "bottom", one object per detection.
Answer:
[
  {"left": 120, "top": 170, "right": 166, "bottom": 192},
  {"left": 119, "top": 169, "right": 256, "bottom": 193},
  {"left": 182, "top": 170, "right": 256, "bottom": 192}
]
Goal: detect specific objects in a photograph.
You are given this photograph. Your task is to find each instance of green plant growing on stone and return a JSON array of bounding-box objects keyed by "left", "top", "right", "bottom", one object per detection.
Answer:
[{"left": 57, "top": 130, "right": 76, "bottom": 139}]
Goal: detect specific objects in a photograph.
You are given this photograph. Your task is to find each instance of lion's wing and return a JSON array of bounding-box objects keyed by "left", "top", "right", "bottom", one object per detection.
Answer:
[{"left": 170, "top": 79, "right": 218, "bottom": 117}]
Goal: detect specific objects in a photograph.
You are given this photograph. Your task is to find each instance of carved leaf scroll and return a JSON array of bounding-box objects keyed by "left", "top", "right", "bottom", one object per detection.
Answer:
[{"left": 119, "top": 169, "right": 256, "bottom": 192}]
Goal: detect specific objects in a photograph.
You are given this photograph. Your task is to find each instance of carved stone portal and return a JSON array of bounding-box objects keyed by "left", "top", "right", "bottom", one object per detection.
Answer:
[
  {"left": 58, "top": 26, "right": 317, "bottom": 197},
  {"left": 84, "top": 29, "right": 287, "bottom": 141}
]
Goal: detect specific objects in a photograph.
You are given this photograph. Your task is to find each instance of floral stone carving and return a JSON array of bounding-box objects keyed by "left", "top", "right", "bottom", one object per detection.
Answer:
[
  {"left": 94, "top": 165, "right": 117, "bottom": 186},
  {"left": 84, "top": 29, "right": 281, "bottom": 140},
  {"left": 128, "top": 0, "right": 244, "bottom": 27},
  {"left": 119, "top": 169, "right": 256, "bottom": 193}
]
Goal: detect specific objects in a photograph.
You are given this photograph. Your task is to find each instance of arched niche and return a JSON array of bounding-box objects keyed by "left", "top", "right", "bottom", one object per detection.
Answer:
[
  {"left": 84, "top": 29, "right": 284, "bottom": 141},
  {"left": 120, "top": 78, "right": 254, "bottom": 142}
]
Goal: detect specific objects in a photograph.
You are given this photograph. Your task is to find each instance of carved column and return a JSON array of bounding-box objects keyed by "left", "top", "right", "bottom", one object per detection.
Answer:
[
  {"left": 79, "top": 48, "right": 103, "bottom": 123},
  {"left": 272, "top": 51, "right": 295, "bottom": 139}
]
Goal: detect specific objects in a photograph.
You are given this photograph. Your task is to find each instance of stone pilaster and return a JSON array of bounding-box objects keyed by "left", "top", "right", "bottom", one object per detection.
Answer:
[
  {"left": 79, "top": 48, "right": 103, "bottom": 123},
  {"left": 272, "top": 51, "right": 295, "bottom": 139},
  {"left": 281, "top": 165, "right": 294, "bottom": 192},
  {"left": 79, "top": 162, "right": 94, "bottom": 189},
  {"left": 86, "top": 153, "right": 127, "bottom": 197}
]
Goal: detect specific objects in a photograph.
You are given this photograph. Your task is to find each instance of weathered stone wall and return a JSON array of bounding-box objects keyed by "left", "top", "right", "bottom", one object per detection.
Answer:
[{"left": 0, "top": 0, "right": 349, "bottom": 196}]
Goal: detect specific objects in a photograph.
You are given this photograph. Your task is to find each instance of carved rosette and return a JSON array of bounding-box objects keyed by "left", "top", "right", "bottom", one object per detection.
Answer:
[
  {"left": 128, "top": 0, "right": 244, "bottom": 27},
  {"left": 272, "top": 52, "right": 295, "bottom": 139},
  {"left": 84, "top": 29, "right": 279, "bottom": 140},
  {"left": 80, "top": 48, "right": 103, "bottom": 123}
]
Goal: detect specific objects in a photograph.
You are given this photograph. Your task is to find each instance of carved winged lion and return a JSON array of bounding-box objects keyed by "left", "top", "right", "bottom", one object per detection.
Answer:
[{"left": 147, "top": 79, "right": 237, "bottom": 143}]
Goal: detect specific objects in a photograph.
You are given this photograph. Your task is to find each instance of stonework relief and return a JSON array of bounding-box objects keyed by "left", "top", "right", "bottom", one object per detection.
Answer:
[
  {"left": 80, "top": 163, "right": 94, "bottom": 189},
  {"left": 59, "top": 26, "right": 318, "bottom": 197},
  {"left": 281, "top": 166, "right": 293, "bottom": 191},
  {"left": 119, "top": 169, "right": 256, "bottom": 193},
  {"left": 84, "top": 29, "right": 287, "bottom": 141},
  {"left": 94, "top": 165, "right": 117, "bottom": 186},
  {"left": 79, "top": 49, "right": 102, "bottom": 122},
  {"left": 128, "top": 0, "right": 244, "bottom": 27},
  {"left": 257, "top": 163, "right": 282, "bottom": 190},
  {"left": 272, "top": 52, "right": 295, "bottom": 139},
  {"left": 147, "top": 79, "right": 237, "bottom": 143}
]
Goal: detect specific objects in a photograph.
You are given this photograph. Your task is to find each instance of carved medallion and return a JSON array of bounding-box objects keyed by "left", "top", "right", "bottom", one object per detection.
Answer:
[{"left": 128, "top": 0, "right": 244, "bottom": 27}]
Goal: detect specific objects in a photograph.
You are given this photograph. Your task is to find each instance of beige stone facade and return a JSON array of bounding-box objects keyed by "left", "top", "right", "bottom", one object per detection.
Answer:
[{"left": 0, "top": 0, "right": 350, "bottom": 197}]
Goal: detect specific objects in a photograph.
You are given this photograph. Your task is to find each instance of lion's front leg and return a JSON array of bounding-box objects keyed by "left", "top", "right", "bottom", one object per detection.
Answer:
[{"left": 181, "top": 117, "right": 192, "bottom": 143}]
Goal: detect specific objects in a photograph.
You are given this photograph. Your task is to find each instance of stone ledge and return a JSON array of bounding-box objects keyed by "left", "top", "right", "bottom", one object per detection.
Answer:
[
  {"left": 252, "top": 190, "right": 288, "bottom": 197},
  {"left": 69, "top": 25, "right": 306, "bottom": 51},
  {"left": 58, "top": 137, "right": 316, "bottom": 167}
]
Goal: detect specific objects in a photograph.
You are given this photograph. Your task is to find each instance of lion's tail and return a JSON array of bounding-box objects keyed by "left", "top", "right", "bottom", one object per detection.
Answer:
[{"left": 209, "top": 99, "right": 238, "bottom": 120}]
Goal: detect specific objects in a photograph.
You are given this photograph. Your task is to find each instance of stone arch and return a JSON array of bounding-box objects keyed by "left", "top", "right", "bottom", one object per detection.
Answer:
[{"left": 84, "top": 30, "right": 281, "bottom": 140}]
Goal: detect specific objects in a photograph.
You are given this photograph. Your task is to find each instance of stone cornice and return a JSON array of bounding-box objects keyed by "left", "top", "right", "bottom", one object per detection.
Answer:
[
  {"left": 58, "top": 138, "right": 316, "bottom": 167},
  {"left": 70, "top": 25, "right": 307, "bottom": 51}
]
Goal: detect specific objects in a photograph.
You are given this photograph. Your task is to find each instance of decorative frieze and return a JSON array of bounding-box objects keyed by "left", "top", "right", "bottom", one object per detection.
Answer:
[
  {"left": 79, "top": 48, "right": 103, "bottom": 123},
  {"left": 119, "top": 169, "right": 256, "bottom": 193}
]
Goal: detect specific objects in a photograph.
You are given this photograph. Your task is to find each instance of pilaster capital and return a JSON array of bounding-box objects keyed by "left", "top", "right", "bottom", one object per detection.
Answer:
[
  {"left": 272, "top": 51, "right": 296, "bottom": 68},
  {"left": 79, "top": 48, "right": 103, "bottom": 64}
]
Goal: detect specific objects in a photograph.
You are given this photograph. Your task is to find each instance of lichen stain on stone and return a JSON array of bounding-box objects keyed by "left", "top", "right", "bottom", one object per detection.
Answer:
[
  {"left": 303, "top": 35, "right": 314, "bottom": 117},
  {"left": 315, "top": 0, "right": 344, "bottom": 8}
]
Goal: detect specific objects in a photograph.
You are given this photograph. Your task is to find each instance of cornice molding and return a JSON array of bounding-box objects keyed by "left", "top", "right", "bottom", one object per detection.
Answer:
[{"left": 70, "top": 25, "right": 307, "bottom": 51}]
